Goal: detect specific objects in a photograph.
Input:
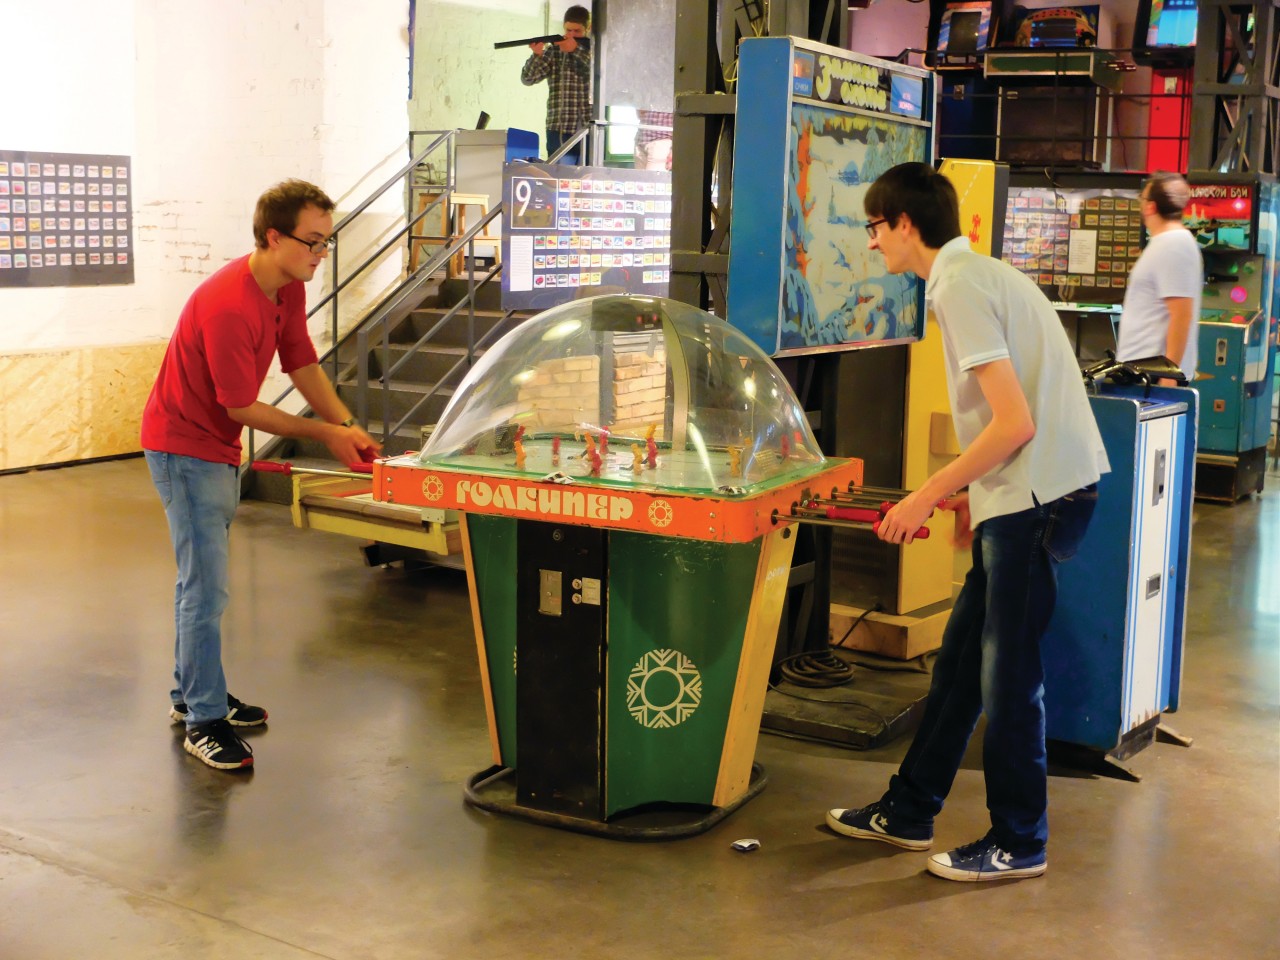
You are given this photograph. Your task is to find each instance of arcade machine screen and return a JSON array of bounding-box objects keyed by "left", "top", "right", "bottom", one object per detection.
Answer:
[
  {"left": 729, "top": 37, "right": 933, "bottom": 357},
  {"left": 1012, "top": 5, "right": 1101, "bottom": 48},
  {"left": 1134, "top": 0, "right": 1197, "bottom": 64},
  {"left": 936, "top": 1, "right": 993, "bottom": 63}
]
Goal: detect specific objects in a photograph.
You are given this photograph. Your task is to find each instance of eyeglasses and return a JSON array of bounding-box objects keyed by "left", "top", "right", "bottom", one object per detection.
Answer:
[
  {"left": 282, "top": 232, "right": 336, "bottom": 255},
  {"left": 865, "top": 217, "right": 888, "bottom": 239}
]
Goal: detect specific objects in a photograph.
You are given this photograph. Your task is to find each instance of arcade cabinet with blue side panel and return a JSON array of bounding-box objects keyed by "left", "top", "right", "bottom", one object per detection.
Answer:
[
  {"left": 1187, "top": 175, "right": 1280, "bottom": 501},
  {"left": 726, "top": 37, "right": 946, "bottom": 747}
]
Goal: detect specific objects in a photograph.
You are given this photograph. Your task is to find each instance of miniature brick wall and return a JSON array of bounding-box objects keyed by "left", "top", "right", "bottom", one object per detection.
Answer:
[
  {"left": 611, "top": 347, "right": 667, "bottom": 439},
  {"left": 516, "top": 356, "right": 602, "bottom": 430},
  {"left": 513, "top": 344, "right": 669, "bottom": 441}
]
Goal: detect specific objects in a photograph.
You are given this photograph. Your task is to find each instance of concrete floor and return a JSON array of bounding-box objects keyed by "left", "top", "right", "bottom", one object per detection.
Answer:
[{"left": 1, "top": 457, "right": 1276, "bottom": 960}]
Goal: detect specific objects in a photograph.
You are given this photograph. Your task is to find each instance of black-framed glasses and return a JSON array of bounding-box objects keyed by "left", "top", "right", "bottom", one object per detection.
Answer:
[
  {"left": 282, "top": 232, "right": 336, "bottom": 255},
  {"left": 865, "top": 217, "right": 888, "bottom": 239}
]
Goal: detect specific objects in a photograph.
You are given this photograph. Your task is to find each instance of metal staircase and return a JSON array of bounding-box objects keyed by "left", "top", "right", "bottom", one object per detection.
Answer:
[{"left": 243, "top": 133, "right": 538, "bottom": 506}]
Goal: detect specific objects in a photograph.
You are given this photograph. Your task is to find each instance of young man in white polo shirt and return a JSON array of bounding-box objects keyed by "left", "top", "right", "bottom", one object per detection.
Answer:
[{"left": 825, "top": 162, "right": 1110, "bottom": 882}]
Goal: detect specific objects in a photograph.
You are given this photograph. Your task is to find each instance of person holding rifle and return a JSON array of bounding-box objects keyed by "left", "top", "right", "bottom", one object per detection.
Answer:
[{"left": 521, "top": 5, "right": 592, "bottom": 165}]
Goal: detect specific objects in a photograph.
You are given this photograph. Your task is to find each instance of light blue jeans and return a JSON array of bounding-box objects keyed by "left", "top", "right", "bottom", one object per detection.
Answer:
[{"left": 145, "top": 450, "right": 240, "bottom": 727}]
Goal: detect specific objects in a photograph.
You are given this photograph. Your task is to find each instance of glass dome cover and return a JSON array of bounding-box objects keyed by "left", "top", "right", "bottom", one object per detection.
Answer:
[{"left": 418, "top": 295, "right": 825, "bottom": 495}]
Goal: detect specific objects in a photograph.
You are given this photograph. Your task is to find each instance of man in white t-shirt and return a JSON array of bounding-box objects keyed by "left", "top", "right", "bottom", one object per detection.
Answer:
[
  {"left": 824, "top": 162, "right": 1111, "bottom": 883},
  {"left": 1117, "top": 171, "right": 1203, "bottom": 380}
]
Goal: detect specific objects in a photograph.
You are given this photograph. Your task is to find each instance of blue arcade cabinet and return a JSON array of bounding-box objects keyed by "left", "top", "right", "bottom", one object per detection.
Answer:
[
  {"left": 1042, "top": 385, "right": 1198, "bottom": 775},
  {"left": 1186, "top": 175, "right": 1280, "bottom": 501},
  {"left": 1195, "top": 306, "right": 1277, "bottom": 500}
]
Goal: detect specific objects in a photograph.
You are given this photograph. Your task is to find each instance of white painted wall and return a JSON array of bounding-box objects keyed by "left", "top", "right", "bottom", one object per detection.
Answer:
[
  {"left": 410, "top": 0, "right": 553, "bottom": 143},
  {"left": 1, "top": 0, "right": 409, "bottom": 355},
  {"left": 2, "top": 2, "right": 140, "bottom": 350}
]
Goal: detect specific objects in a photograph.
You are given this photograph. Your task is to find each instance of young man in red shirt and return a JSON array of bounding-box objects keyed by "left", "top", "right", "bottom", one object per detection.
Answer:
[{"left": 142, "top": 179, "right": 380, "bottom": 771}]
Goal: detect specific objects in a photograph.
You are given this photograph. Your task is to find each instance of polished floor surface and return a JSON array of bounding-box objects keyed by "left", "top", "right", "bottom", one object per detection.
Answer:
[{"left": 1, "top": 458, "right": 1277, "bottom": 959}]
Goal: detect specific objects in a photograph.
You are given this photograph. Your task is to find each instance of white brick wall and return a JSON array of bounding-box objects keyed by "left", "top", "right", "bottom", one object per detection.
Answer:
[
  {"left": 1, "top": 0, "right": 407, "bottom": 355},
  {"left": 0, "top": 0, "right": 410, "bottom": 467}
]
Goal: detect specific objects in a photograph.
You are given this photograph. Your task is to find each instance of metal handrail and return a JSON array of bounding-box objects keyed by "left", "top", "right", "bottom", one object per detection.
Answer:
[
  {"left": 247, "top": 130, "right": 455, "bottom": 464},
  {"left": 351, "top": 125, "right": 597, "bottom": 443},
  {"left": 314, "top": 129, "right": 452, "bottom": 380},
  {"left": 248, "top": 121, "right": 599, "bottom": 467},
  {"left": 355, "top": 216, "right": 515, "bottom": 440}
]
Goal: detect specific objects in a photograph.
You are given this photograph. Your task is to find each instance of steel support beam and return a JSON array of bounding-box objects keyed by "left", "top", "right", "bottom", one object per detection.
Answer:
[
  {"left": 668, "top": 0, "right": 847, "bottom": 313},
  {"left": 1190, "top": 0, "right": 1280, "bottom": 173}
]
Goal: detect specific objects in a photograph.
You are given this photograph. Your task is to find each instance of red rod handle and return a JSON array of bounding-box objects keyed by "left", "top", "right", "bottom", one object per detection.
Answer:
[
  {"left": 347, "top": 462, "right": 374, "bottom": 474},
  {"left": 825, "top": 505, "right": 883, "bottom": 523},
  {"left": 872, "top": 521, "right": 931, "bottom": 541},
  {"left": 252, "top": 460, "right": 292, "bottom": 475}
]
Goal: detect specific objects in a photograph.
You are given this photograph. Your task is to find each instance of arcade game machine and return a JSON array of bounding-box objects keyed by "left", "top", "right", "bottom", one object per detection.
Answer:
[
  {"left": 726, "top": 38, "right": 954, "bottom": 746},
  {"left": 1184, "top": 174, "right": 1280, "bottom": 501},
  {"left": 362, "top": 295, "right": 907, "bottom": 837}
]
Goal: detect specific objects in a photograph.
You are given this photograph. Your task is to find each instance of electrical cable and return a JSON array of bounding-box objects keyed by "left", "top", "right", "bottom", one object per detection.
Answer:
[
  {"left": 836, "top": 601, "right": 881, "bottom": 646},
  {"left": 772, "top": 602, "right": 880, "bottom": 687},
  {"left": 776, "top": 648, "right": 856, "bottom": 687}
]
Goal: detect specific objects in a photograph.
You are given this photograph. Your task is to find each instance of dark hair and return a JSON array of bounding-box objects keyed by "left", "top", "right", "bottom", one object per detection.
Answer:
[
  {"left": 863, "top": 162, "right": 960, "bottom": 250},
  {"left": 564, "top": 5, "right": 590, "bottom": 27},
  {"left": 252, "top": 179, "right": 335, "bottom": 249},
  {"left": 1143, "top": 171, "right": 1191, "bottom": 220}
]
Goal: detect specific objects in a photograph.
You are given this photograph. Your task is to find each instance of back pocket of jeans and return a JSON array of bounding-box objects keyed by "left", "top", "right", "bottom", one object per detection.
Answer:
[{"left": 1043, "top": 486, "right": 1098, "bottom": 563}]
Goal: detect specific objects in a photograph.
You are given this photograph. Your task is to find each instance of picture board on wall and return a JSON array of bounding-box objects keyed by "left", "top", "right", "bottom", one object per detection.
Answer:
[{"left": 0, "top": 149, "right": 134, "bottom": 288}]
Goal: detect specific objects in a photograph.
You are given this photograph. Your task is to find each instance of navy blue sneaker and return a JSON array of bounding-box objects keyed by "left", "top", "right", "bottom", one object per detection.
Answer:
[
  {"left": 825, "top": 802, "right": 933, "bottom": 851},
  {"left": 927, "top": 835, "right": 1047, "bottom": 881},
  {"left": 169, "top": 693, "right": 267, "bottom": 727},
  {"left": 184, "top": 719, "right": 254, "bottom": 771}
]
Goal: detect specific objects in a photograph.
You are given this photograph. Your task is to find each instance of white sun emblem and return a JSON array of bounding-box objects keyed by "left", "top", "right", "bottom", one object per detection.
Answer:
[
  {"left": 647, "top": 498, "right": 674, "bottom": 528},
  {"left": 421, "top": 475, "right": 444, "bottom": 502},
  {"left": 626, "top": 649, "right": 702, "bottom": 729}
]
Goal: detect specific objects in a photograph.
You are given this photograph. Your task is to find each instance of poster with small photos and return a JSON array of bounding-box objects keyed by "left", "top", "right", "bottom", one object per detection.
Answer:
[
  {"left": 1000, "top": 186, "right": 1143, "bottom": 306},
  {"left": 0, "top": 149, "right": 134, "bottom": 288}
]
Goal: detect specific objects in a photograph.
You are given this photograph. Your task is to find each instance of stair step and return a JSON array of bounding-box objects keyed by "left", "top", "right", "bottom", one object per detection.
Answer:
[
  {"left": 401, "top": 308, "right": 526, "bottom": 347},
  {"left": 367, "top": 343, "right": 487, "bottom": 382},
  {"left": 337, "top": 380, "right": 456, "bottom": 427}
]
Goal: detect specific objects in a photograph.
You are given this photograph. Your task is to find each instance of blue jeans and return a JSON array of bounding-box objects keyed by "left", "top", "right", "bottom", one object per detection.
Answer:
[
  {"left": 546, "top": 129, "right": 583, "bottom": 165},
  {"left": 145, "top": 450, "right": 240, "bottom": 727},
  {"left": 880, "top": 489, "right": 1097, "bottom": 855}
]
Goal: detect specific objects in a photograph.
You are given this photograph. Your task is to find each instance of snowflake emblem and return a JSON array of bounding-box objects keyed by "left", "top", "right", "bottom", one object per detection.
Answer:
[
  {"left": 626, "top": 649, "right": 702, "bottom": 729},
  {"left": 421, "top": 475, "right": 444, "bottom": 502},
  {"left": 647, "top": 498, "right": 674, "bottom": 528}
]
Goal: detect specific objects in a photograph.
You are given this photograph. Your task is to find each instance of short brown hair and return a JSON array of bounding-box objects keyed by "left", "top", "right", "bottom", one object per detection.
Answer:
[
  {"left": 252, "top": 179, "right": 335, "bottom": 249},
  {"left": 1143, "top": 171, "right": 1191, "bottom": 221},
  {"left": 564, "top": 5, "right": 590, "bottom": 27},
  {"left": 864, "top": 162, "right": 960, "bottom": 250}
]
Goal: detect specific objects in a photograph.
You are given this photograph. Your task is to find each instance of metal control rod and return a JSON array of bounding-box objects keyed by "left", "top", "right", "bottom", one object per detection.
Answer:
[
  {"left": 251, "top": 460, "right": 373, "bottom": 480},
  {"left": 772, "top": 483, "right": 936, "bottom": 540},
  {"left": 771, "top": 506, "right": 931, "bottom": 540}
]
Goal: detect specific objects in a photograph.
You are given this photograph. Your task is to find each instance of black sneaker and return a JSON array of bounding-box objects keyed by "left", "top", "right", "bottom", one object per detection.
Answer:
[
  {"left": 169, "top": 694, "right": 268, "bottom": 727},
  {"left": 184, "top": 718, "right": 254, "bottom": 770},
  {"left": 825, "top": 801, "right": 933, "bottom": 850}
]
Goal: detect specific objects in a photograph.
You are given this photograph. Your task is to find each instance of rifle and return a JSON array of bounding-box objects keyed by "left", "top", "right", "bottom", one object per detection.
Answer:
[{"left": 495, "top": 34, "right": 591, "bottom": 51}]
